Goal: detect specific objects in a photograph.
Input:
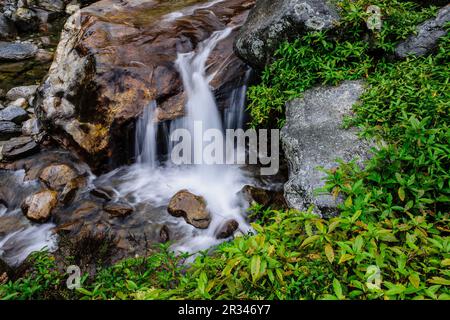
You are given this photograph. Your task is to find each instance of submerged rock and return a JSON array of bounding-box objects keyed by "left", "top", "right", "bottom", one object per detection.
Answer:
[
  {"left": 0, "top": 41, "right": 38, "bottom": 61},
  {"left": 103, "top": 201, "right": 134, "bottom": 218},
  {"left": 215, "top": 219, "right": 239, "bottom": 239},
  {"left": 21, "top": 190, "right": 58, "bottom": 222},
  {"left": 281, "top": 80, "right": 372, "bottom": 216},
  {"left": 234, "top": 0, "right": 340, "bottom": 69},
  {"left": 35, "top": 0, "right": 255, "bottom": 172},
  {"left": 1, "top": 136, "right": 39, "bottom": 161},
  {"left": 395, "top": 5, "right": 450, "bottom": 59},
  {"left": 168, "top": 190, "right": 211, "bottom": 229}
]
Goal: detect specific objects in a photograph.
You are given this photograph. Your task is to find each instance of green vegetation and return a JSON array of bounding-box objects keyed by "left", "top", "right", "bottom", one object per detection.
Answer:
[{"left": 1, "top": 0, "right": 449, "bottom": 300}]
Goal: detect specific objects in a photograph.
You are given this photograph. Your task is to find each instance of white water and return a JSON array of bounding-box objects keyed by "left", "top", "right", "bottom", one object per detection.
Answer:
[
  {"left": 0, "top": 170, "right": 58, "bottom": 266},
  {"left": 122, "top": 28, "right": 253, "bottom": 254}
]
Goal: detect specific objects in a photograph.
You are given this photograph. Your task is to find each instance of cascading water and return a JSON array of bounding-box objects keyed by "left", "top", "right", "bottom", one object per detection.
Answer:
[{"left": 109, "top": 27, "right": 254, "bottom": 254}]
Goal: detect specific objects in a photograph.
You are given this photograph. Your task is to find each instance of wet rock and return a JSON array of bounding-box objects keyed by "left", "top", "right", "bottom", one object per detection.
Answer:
[
  {"left": 1, "top": 136, "right": 39, "bottom": 161},
  {"left": 168, "top": 190, "right": 211, "bottom": 229},
  {"left": 0, "top": 14, "right": 17, "bottom": 40},
  {"left": 0, "top": 41, "right": 38, "bottom": 61},
  {"left": 12, "top": 8, "right": 40, "bottom": 33},
  {"left": 59, "top": 176, "right": 86, "bottom": 205},
  {"left": 9, "top": 98, "right": 28, "bottom": 109},
  {"left": 395, "top": 5, "right": 449, "bottom": 59},
  {"left": 159, "top": 225, "right": 170, "bottom": 243},
  {"left": 215, "top": 219, "right": 239, "bottom": 239},
  {"left": 35, "top": 48, "right": 54, "bottom": 62},
  {"left": 90, "top": 187, "right": 114, "bottom": 200},
  {"left": 104, "top": 201, "right": 134, "bottom": 218},
  {"left": 65, "top": 3, "right": 80, "bottom": 15},
  {"left": 281, "top": 80, "right": 373, "bottom": 216},
  {"left": 235, "top": 0, "right": 340, "bottom": 69},
  {"left": 35, "top": 0, "right": 255, "bottom": 172},
  {"left": 6, "top": 85, "right": 38, "bottom": 102},
  {"left": 0, "top": 105, "right": 29, "bottom": 124},
  {"left": 0, "top": 121, "right": 22, "bottom": 140},
  {"left": 39, "top": 163, "right": 78, "bottom": 190},
  {"left": 21, "top": 190, "right": 58, "bottom": 222},
  {"left": 0, "top": 258, "right": 12, "bottom": 283}
]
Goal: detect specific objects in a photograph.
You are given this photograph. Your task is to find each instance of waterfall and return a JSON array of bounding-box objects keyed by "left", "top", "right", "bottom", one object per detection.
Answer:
[{"left": 106, "top": 27, "right": 253, "bottom": 255}]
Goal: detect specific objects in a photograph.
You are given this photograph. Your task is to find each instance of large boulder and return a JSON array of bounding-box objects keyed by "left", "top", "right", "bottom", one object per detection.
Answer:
[
  {"left": 35, "top": 0, "right": 255, "bottom": 172},
  {"left": 281, "top": 80, "right": 372, "bottom": 216},
  {"left": 168, "top": 189, "right": 211, "bottom": 229},
  {"left": 234, "top": 0, "right": 340, "bottom": 69},
  {"left": 395, "top": 5, "right": 450, "bottom": 59}
]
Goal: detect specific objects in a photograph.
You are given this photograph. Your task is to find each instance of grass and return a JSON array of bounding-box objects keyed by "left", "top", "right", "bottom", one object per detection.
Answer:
[{"left": 1, "top": 0, "right": 449, "bottom": 300}]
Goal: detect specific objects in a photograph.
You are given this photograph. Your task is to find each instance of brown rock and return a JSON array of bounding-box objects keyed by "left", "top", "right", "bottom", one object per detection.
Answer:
[
  {"left": 168, "top": 190, "right": 211, "bottom": 229},
  {"left": 104, "top": 201, "right": 133, "bottom": 218},
  {"left": 159, "top": 225, "right": 170, "bottom": 243},
  {"left": 215, "top": 219, "right": 239, "bottom": 239},
  {"left": 59, "top": 176, "right": 86, "bottom": 205},
  {"left": 39, "top": 164, "right": 78, "bottom": 190},
  {"left": 21, "top": 190, "right": 58, "bottom": 222},
  {"left": 35, "top": 0, "right": 255, "bottom": 172}
]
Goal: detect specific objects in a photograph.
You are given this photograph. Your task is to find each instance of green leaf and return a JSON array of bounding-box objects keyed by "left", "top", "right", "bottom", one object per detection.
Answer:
[
  {"left": 333, "top": 278, "right": 344, "bottom": 300},
  {"left": 250, "top": 255, "right": 261, "bottom": 282},
  {"left": 325, "top": 244, "right": 335, "bottom": 263},
  {"left": 398, "top": 187, "right": 406, "bottom": 201}
]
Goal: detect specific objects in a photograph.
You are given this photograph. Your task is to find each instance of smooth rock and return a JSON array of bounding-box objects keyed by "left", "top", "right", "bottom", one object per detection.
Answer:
[
  {"left": 0, "top": 41, "right": 38, "bottom": 61},
  {"left": 215, "top": 220, "right": 239, "bottom": 239},
  {"left": 1, "top": 136, "right": 39, "bottom": 161},
  {"left": 39, "top": 163, "right": 78, "bottom": 190},
  {"left": 168, "top": 190, "right": 211, "bottom": 229},
  {"left": 104, "top": 201, "right": 134, "bottom": 218},
  {"left": 281, "top": 80, "right": 373, "bottom": 216},
  {"left": 395, "top": 5, "right": 450, "bottom": 59},
  {"left": 0, "top": 121, "right": 22, "bottom": 140},
  {"left": 21, "top": 190, "right": 58, "bottom": 222},
  {"left": 9, "top": 97, "right": 28, "bottom": 108},
  {"left": 6, "top": 85, "right": 38, "bottom": 101},
  {"left": 235, "top": 0, "right": 340, "bottom": 69},
  {"left": 0, "top": 105, "right": 28, "bottom": 124}
]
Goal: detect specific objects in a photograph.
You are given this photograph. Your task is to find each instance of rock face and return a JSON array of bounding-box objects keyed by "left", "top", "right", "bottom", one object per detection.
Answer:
[
  {"left": 234, "top": 0, "right": 340, "bottom": 69},
  {"left": 1, "top": 136, "right": 39, "bottom": 161},
  {"left": 168, "top": 190, "right": 211, "bottom": 229},
  {"left": 281, "top": 80, "right": 372, "bottom": 215},
  {"left": 0, "top": 41, "right": 38, "bottom": 60},
  {"left": 395, "top": 5, "right": 450, "bottom": 59},
  {"left": 21, "top": 190, "right": 58, "bottom": 222},
  {"left": 35, "top": 0, "right": 255, "bottom": 172}
]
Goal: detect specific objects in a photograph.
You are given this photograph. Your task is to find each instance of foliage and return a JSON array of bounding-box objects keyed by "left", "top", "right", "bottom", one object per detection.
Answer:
[{"left": 247, "top": 0, "right": 438, "bottom": 127}]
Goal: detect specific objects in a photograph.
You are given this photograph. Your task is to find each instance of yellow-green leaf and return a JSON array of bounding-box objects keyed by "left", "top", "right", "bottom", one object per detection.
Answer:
[
  {"left": 250, "top": 255, "right": 261, "bottom": 282},
  {"left": 325, "top": 244, "right": 335, "bottom": 263},
  {"left": 300, "top": 235, "right": 320, "bottom": 248},
  {"left": 398, "top": 187, "right": 406, "bottom": 201},
  {"left": 409, "top": 273, "right": 420, "bottom": 289},
  {"left": 441, "top": 259, "right": 450, "bottom": 267},
  {"left": 429, "top": 277, "right": 450, "bottom": 286}
]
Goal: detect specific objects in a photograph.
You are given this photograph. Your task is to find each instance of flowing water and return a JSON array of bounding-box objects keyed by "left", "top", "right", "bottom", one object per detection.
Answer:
[{"left": 106, "top": 27, "right": 254, "bottom": 254}]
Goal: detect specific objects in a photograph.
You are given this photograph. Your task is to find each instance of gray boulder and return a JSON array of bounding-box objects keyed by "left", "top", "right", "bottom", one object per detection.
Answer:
[
  {"left": 234, "top": 0, "right": 340, "bottom": 69},
  {"left": 281, "top": 80, "right": 373, "bottom": 216},
  {"left": 395, "top": 5, "right": 449, "bottom": 59},
  {"left": 0, "top": 105, "right": 29, "bottom": 124},
  {"left": 0, "top": 41, "right": 38, "bottom": 61}
]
